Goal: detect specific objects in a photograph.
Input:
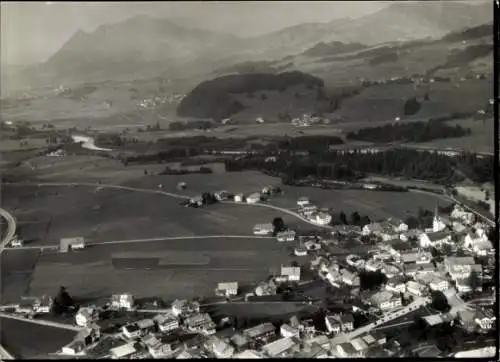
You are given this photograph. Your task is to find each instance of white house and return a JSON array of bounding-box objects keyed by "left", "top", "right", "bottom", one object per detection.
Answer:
[
  {"left": 385, "top": 277, "right": 406, "bottom": 294},
  {"left": 399, "top": 251, "right": 432, "bottom": 264},
  {"left": 280, "top": 323, "right": 299, "bottom": 338},
  {"left": 277, "top": 230, "right": 296, "bottom": 242},
  {"left": 33, "top": 295, "right": 53, "bottom": 314},
  {"left": 474, "top": 309, "right": 496, "bottom": 330},
  {"left": 234, "top": 194, "right": 244, "bottom": 203},
  {"left": 148, "top": 343, "right": 173, "bottom": 358},
  {"left": 451, "top": 221, "right": 467, "bottom": 234},
  {"left": 75, "top": 307, "right": 99, "bottom": 327},
  {"left": 464, "top": 230, "right": 491, "bottom": 252},
  {"left": 110, "top": 293, "right": 134, "bottom": 311},
  {"left": 365, "top": 259, "right": 383, "bottom": 272},
  {"left": 246, "top": 193, "right": 261, "bottom": 204},
  {"left": 110, "top": 342, "right": 137, "bottom": 359},
  {"left": 171, "top": 299, "right": 200, "bottom": 317},
  {"left": 387, "top": 219, "right": 408, "bottom": 233},
  {"left": 211, "top": 337, "right": 235, "bottom": 359},
  {"left": 300, "top": 205, "right": 318, "bottom": 217},
  {"left": 405, "top": 281, "right": 427, "bottom": 297},
  {"left": 310, "top": 212, "right": 332, "bottom": 226},
  {"left": 325, "top": 316, "right": 341, "bottom": 334},
  {"left": 153, "top": 312, "right": 179, "bottom": 333},
  {"left": 122, "top": 323, "right": 142, "bottom": 339},
  {"left": 184, "top": 313, "right": 216, "bottom": 335},
  {"left": 281, "top": 265, "right": 301, "bottom": 281},
  {"left": 419, "top": 231, "right": 452, "bottom": 248},
  {"left": 294, "top": 246, "right": 308, "bottom": 256},
  {"left": 297, "top": 197, "right": 310, "bottom": 207},
  {"left": 61, "top": 340, "right": 86, "bottom": 356},
  {"left": 253, "top": 223, "right": 274, "bottom": 236},
  {"left": 370, "top": 291, "right": 402, "bottom": 311},
  {"left": 429, "top": 276, "right": 449, "bottom": 292},
  {"left": 341, "top": 269, "right": 360, "bottom": 286},
  {"left": 362, "top": 223, "right": 384, "bottom": 236},
  {"left": 216, "top": 282, "right": 239, "bottom": 297}
]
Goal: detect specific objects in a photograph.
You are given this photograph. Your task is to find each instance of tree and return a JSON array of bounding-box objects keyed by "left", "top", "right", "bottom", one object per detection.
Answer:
[
  {"left": 350, "top": 212, "right": 361, "bottom": 226},
  {"left": 430, "top": 291, "right": 450, "bottom": 312},
  {"left": 201, "top": 192, "right": 217, "bottom": 206},
  {"left": 469, "top": 270, "right": 481, "bottom": 292},
  {"left": 272, "top": 217, "right": 286, "bottom": 235},
  {"left": 52, "top": 286, "right": 74, "bottom": 315},
  {"left": 339, "top": 211, "right": 348, "bottom": 225},
  {"left": 359, "top": 215, "right": 371, "bottom": 227}
]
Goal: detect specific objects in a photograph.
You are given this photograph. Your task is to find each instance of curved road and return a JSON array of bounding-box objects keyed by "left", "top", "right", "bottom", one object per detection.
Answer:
[
  {"left": 4, "top": 182, "right": 333, "bottom": 230},
  {"left": 0, "top": 208, "right": 17, "bottom": 252}
]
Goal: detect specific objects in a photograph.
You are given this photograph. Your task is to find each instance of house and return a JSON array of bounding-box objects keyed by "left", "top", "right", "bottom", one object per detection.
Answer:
[
  {"left": 142, "top": 334, "right": 161, "bottom": 349},
  {"left": 137, "top": 318, "right": 155, "bottom": 334},
  {"left": 405, "top": 281, "right": 427, "bottom": 297},
  {"left": 304, "top": 240, "right": 321, "bottom": 251},
  {"left": 470, "top": 240, "right": 494, "bottom": 256},
  {"left": 215, "top": 282, "right": 239, "bottom": 297},
  {"left": 310, "top": 212, "right": 332, "bottom": 226},
  {"left": 300, "top": 318, "right": 316, "bottom": 335},
  {"left": 184, "top": 313, "right": 216, "bottom": 335},
  {"left": 277, "top": 230, "right": 296, "bottom": 242},
  {"left": 246, "top": 192, "right": 261, "bottom": 204},
  {"left": 9, "top": 236, "right": 23, "bottom": 248},
  {"left": 280, "top": 323, "right": 299, "bottom": 338},
  {"left": 234, "top": 194, "right": 244, "bottom": 203},
  {"left": 474, "top": 309, "right": 496, "bottom": 330},
  {"left": 171, "top": 299, "right": 200, "bottom": 317},
  {"left": 399, "top": 251, "right": 432, "bottom": 264},
  {"left": 325, "top": 313, "right": 354, "bottom": 333},
  {"left": 281, "top": 265, "right": 301, "bottom": 281},
  {"left": 365, "top": 259, "right": 383, "bottom": 272},
  {"left": 211, "top": 337, "right": 235, "bottom": 358},
  {"left": 60, "top": 237, "right": 85, "bottom": 252},
  {"left": 451, "top": 221, "right": 467, "bottom": 233},
  {"left": 340, "top": 269, "right": 360, "bottom": 286},
  {"left": 419, "top": 231, "right": 452, "bottom": 248},
  {"left": 387, "top": 218, "right": 408, "bottom": 233},
  {"left": 233, "top": 350, "right": 263, "bottom": 359},
  {"left": 294, "top": 245, "right": 308, "bottom": 256},
  {"left": 385, "top": 276, "right": 406, "bottom": 294},
  {"left": 300, "top": 205, "right": 318, "bottom": 216},
  {"left": 444, "top": 256, "right": 475, "bottom": 273},
  {"left": 253, "top": 223, "right": 274, "bottom": 235},
  {"left": 110, "top": 293, "right": 134, "bottom": 311},
  {"left": 385, "top": 240, "right": 415, "bottom": 258},
  {"left": 61, "top": 339, "right": 86, "bottom": 356},
  {"left": 122, "top": 323, "right": 142, "bottom": 339},
  {"left": 214, "top": 190, "right": 230, "bottom": 201},
  {"left": 297, "top": 197, "right": 310, "bottom": 207},
  {"left": 362, "top": 223, "right": 384, "bottom": 236},
  {"left": 404, "top": 262, "right": 435, "bottom": 276},
  {"left": 16, "top": 297, "right": 36, "bottom": 314},
  {"left": 242, "top": 322, "right": 276, "bottom": 341},
  {"left": 33, "top": 295, "right": 53, "bottom": 314},
  {"left": 457, "top": 309, "right": 476, "bottom": 330},
  {"left": 325, "top": 316, "right": 341, "bottom": 334},
  {"left": 153, "top": 312, "right": 179, "bottom": 332},
  {"left": 464, "top": 230, "right": 489, "bottom": 248},
  {"left": 380, "top": 263, "right": 401, "bottom": 278},
  {"left": 350, "top": 337, "right": 369, "bottom": 355},
  {"left": 451, "top": 206, "right": 475, "bottom": 225},
  {"left": 335, "top": 342, "right": 363, "bottom": 358},
  {"left": 75, "top": 307, "right": 99, "bottom": 327},
  {"left": 110, "top": 342, "right": 137, "bottom": 359},
  {"left": 428, "top": 276, "right": 449, "bottom": 292},
  {"left": 149, "top": 343, "right": 173, "bottom": 358},
  {"left": 370, "top": 291, "right": 402, "bottom": 311},
  {"left": 262, "top": 337, "right": 296, "bottom": 358},
  {"left": 230, "top": 333, "right": 250, "bottom": 351}
]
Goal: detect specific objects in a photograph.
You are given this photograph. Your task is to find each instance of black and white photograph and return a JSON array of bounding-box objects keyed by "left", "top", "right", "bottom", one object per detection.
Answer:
[{"left": 0, "top": 0, "right": 497, "bottom": 359}]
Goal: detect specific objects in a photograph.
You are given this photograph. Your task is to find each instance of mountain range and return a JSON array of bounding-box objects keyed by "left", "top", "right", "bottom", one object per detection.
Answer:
[{"left": 3, "top": 1, "right": 492, "bottom": 92}]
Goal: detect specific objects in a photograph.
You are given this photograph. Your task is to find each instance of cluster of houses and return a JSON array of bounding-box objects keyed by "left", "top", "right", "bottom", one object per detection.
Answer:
[
  {"left": 137, "top": 94, "right": 184, "bottom": 109},
  {"left": 188, "top": 185, "right": 283, "bottom": 208},
  {"left": 291, "top": 114, "right": 325, "bottom": 128},
  {"left": 296, "top": 197, "right": 333, "bottom": 226}
]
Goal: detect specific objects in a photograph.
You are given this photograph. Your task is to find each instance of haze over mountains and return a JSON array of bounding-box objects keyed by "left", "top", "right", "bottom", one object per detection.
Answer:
[{"left": 2, "top": 1, "right": 492, "bottom": 93}]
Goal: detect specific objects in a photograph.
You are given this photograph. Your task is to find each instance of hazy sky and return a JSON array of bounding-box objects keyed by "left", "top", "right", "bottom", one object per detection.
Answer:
[{"left": 0, "top": 1, "right": 487, "bottom": 66}]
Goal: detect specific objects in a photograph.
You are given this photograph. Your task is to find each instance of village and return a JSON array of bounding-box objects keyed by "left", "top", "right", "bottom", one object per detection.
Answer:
[{"left": 1, "top": 195, "right": 495, "bottom": 359}]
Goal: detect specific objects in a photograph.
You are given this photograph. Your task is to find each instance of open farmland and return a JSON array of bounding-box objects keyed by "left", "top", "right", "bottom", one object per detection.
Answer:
[
  {"left": 0, "top": 249, "right": 41, "bottom": 303},
  {"left": 270, "top": 185, "right": 452, "bottom": 220},
  {"left": 25, "top": 237, "right": 296, "bottom": 303},
  {"left": 2, "top": 184, "right": 314, "bottom": 246},
  {"left": 0, "top": 317, "right": 76, "bottom": 359}
]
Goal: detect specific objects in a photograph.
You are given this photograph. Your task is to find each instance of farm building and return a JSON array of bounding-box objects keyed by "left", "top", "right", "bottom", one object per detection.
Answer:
[
  {"left": 215, "top": 282, "right": 239, "bottom": 297},
  {"left": 60, "top": 237, "right": 85, "bottom": 252}
]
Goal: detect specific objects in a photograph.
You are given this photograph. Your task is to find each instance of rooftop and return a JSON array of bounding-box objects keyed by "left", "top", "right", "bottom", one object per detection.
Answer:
[
  {"left": 243, "top": 323, "right": 276, "bottom": 339},
  {"left": 110, "top": 343, "right": 136, "bottom": 358},
  {"left": 262, "top": 337, "right": 296, "bottom": 357}
]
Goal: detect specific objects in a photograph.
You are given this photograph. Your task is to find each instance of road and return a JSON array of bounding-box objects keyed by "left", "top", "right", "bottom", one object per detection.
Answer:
[
  {"left": 330, "top": 297, "right": 431, "bottom": 346},
  {"left": 0, "top": 312, "right": 83, "bottom": 332},
  {"left": 4, "top": 181, "right": 333, "bottom": 230},
  {"left": 6, "top": 234, "right": 277, "bottom": 251},
  {"left": 0, "top": 208, "right": 18, "bottom": 359},
  {"left": 0, "top": 208, "right": 17, "bottom": 252}
]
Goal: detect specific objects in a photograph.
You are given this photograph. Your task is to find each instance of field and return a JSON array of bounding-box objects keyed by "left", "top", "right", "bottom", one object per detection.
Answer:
[
  {"left": 0, "top": 317, "right": 76, "bottom": 358},
  {"left": 3, "top": 237, "right": 296, "bottom": 304}
]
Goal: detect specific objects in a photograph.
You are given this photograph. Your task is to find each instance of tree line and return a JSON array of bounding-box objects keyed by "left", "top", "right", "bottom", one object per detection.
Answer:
[{"left": 346, "top": 119, "right": 471, "bottom": 143}]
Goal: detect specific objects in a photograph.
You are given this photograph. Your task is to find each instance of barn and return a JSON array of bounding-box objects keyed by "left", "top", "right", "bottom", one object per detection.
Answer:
[{"left": 60, "top": 237, "right": 86, "bottom": 252}]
